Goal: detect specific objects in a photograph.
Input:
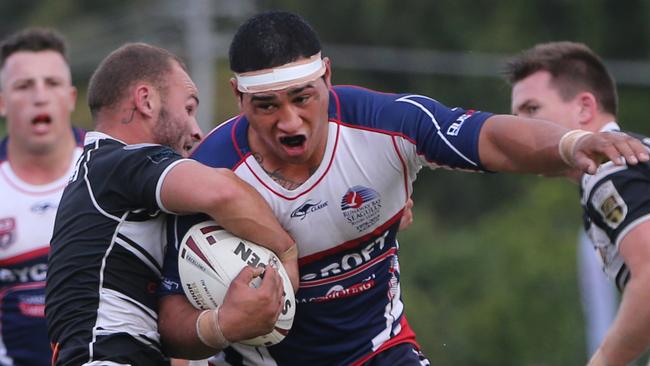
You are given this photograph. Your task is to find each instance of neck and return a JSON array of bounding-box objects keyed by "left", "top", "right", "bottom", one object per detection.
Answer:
[
  {"left": 586, "top": 113, "right": 617, "bottom": 132},
  {"left": 94, "top": 110, "right": 152, "bottom": 146},
  {"left": 8, "top": 130, "right": 76, "bottom": 185},
  {"left": 252, "top": 152, "right": 320, "bottom": 190},
  {"left": 248, "top": 131, "right": 326, "bottom": 191}
]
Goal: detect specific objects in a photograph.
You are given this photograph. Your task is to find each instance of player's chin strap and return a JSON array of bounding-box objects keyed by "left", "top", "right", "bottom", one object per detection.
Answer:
[{"left": 196, "top": 307, "right": 231, "bottom": 350}]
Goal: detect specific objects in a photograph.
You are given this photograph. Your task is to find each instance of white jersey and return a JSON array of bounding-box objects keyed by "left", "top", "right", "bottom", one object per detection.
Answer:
[
  {"left": 0, "top": 131, "right": 83, "bottom": 366},
  {"left": 162, "top": 86, "right": 492, "bottom": 366},
  {"left": 581, "top": 122, "right": 650, "bottom": 291}
]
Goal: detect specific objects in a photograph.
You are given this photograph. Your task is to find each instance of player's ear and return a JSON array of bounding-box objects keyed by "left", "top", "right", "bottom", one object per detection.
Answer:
[
  {"left": 229, "top": 78, "right": 243, "bottom": 110},
  {"left": 133, "top": 83, "right": 156, "bottom": 119},
  {"left": 576, "top": 92, "right": 597, "bottom": 127},
  {"left": 67, "top": 86, "right": 77, "bottom": 113},
  {"left": 322, "top": 57, "right": 332, "bottom": 89}
]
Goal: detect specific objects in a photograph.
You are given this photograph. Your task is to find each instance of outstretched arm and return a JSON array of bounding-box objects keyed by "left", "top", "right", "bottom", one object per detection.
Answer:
[
  {"left": 587, "top": 221, "right": 650, "bottom": 366},
  {"left": 478, "top": 115, "right": 649, "bottom": 175},
  {"left": 160, "top": 161, "right": 299, "bottom": 290}
]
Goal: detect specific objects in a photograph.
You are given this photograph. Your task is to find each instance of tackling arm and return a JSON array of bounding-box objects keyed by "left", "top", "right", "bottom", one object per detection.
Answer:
[
  {"left": 160, "top": 161, "right": 299, "bottom": 290},
  {"left": 588, "top": 220, "right": 650, "bottom": 366}
]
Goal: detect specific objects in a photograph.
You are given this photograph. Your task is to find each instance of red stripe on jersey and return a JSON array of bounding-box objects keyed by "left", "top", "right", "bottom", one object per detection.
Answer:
[
  {"left": 299, "top": 209, "right": 403, "bottom": 266},
  {"left": 0, "top": 246, "right": 49, "bottom": 266},
  {"left": 349, "top": 316, "right": 420, "bottom": 366},
  {"left": 300, "top": 247, "right": 397, "bottom": 288}
]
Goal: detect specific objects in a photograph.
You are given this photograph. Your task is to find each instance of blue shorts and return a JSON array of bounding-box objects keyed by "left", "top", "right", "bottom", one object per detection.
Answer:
[{"left": 364, "top": 343, "right": 430, "bottom": 366}]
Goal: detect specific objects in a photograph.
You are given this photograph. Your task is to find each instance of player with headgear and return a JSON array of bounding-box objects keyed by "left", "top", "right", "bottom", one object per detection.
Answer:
[{"left": 158, "top": 11, "right": 649, "bottom": 365}]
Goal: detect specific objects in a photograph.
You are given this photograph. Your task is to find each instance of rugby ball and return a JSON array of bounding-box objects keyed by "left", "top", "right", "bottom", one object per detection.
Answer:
[{"left": 178, "top": 220, "right": 295, "bottom": 346}]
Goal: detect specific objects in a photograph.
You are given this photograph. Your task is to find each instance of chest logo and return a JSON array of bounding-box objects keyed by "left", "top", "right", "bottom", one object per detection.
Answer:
[
  {"left": 0, "top": 217, "right": 16, "bottom": 249},
  {"left": 291, "top": 200, "right": 328, "bottom": 220},
  {"left": 340, "top": 186, "right": 382, "bottom": 232},
  {"left": 592, "top": 180, "right": 627, "bottom": 229}
]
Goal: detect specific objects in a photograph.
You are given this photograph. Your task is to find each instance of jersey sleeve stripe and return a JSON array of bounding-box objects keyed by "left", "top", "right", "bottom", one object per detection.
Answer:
[
  {"left": 395, "top": 95, "right": 478, "bottom": 167},
  {"left": 155, "top": 159, "right": 192, "bottom": 214}
]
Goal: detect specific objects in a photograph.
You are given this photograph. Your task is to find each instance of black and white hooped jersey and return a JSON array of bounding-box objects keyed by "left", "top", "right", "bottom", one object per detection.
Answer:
[
  {"left": 581, "top": 122, "right": 650, "bottom": 291},
  {"left": 46, "top": 132, "right": 188, "bottom": 366},
  {"left": 0, "top": 127, "right": 84, "bottom": 366},
  {"left": 161, "top": 85, "right": 492, "bottom": 366}
]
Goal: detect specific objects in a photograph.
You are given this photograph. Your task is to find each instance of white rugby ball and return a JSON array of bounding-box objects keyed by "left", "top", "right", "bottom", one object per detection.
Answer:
[{"left": 178, "top": 220, "right": 295, "bottom": 346}]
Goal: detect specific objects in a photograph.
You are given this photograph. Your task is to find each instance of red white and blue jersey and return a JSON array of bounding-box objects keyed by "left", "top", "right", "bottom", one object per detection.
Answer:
[
  {"left": 0, "top": 128, "right": 84, "bottom": 366},
  {"left": 161, "top": 86, "right": 491, "bottom": 365}
]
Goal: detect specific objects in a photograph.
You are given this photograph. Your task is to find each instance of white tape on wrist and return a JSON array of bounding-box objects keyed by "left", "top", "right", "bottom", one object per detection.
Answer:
[
  {"left": 558, "top": 129, "right": 593, "bottom": 167},
  {"left": 196, "top": 307, "right": 230, "bottom": 349}
]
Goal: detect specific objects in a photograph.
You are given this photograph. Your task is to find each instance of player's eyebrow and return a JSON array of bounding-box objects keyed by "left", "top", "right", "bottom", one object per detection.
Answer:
[
  {"left": 250, "top": 93, "right": 277, "bottom": 102},
  {"left": 513, "top": 99, "right": 534, "bottom": 114},
  {"left": 249, "top": 83, "right": 316, "bottom": 102}
]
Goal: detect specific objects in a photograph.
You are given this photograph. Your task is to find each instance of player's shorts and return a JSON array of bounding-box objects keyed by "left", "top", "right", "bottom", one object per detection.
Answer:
[{"left": 365, "top": 343, "right": 430, "bottom": 366}]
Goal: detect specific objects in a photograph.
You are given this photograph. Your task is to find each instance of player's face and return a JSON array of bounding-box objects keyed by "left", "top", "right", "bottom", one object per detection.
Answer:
[
  {"left": 153, "top": 62, "right": 202, "bottom": 157},
  {"left": 510, "top": 70, "right": 581, "bottom": 129},
  {"left": 238, "top": 59, "right": 332, "bottom": 168},
  {"left": 0, "top": 50, "right": 76, "bottom": 154}
]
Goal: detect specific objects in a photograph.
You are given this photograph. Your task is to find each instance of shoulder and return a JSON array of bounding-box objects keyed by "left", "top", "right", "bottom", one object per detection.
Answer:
[
  {"left": 582, "top": 161, "right": 650, "bottom": 229},
  {"left": 191, "top": 116, "right": 248, "bottom": 169}
]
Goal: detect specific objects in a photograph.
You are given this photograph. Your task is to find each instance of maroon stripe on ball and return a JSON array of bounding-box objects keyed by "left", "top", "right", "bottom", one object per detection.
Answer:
[
  {"left": 185, "top": 237, "right": 217, "bottom": 273},
  {"left": 200, "top": 225, "right": 222, "bottom": 234}
]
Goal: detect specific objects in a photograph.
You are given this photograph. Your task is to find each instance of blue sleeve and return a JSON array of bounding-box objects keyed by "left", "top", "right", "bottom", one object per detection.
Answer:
[
  {"left": 378, "top": 94, "right": 491, "bottom": 170},
  {"left": 333, "top": 86, "right": 491, "bottom": 171}
]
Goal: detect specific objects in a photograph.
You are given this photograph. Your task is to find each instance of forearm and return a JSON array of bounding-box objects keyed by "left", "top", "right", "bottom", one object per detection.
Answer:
[
  {"left": 159, "top": 295, "right": 220, "bottom": 359},
  {"left": 162, "top": 163, "right": 295, "bottom": 256},
  {"left": 479, "top": 114, "right": 569, "bottom": 174},
  {"left": 205, "top": 173, "right": 300, "bottom": 290},
  {"left": 595, "top": 270, "right": 650, "bottom": 365},
  {"left": 203, "top": 169, "right": 295, "bottom": 256}
]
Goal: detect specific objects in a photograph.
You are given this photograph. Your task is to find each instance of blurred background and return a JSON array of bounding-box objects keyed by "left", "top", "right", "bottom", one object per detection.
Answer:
[{"left": 2, "top": 0, "right": 649, "bottom": 364}]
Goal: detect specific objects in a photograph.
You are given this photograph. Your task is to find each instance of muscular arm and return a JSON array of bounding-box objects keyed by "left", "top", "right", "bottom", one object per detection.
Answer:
[
  {"left": 589, "top": 220, "right": 650, "bottom": 365},
  {"left": 160, "top": 161, "right": 299, "bottom": 287},
  {"left": 478, "top": 115, "right": 648, "bottom": 175},
  {"left": 160, "top": 266, "right": 285, "bottom": 359}
]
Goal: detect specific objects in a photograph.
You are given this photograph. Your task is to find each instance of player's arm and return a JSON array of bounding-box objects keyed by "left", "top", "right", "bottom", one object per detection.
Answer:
[
  {"left": 478, "top": 115, "right": 648, "bottom": 175},
  {"left": 587, "top": 221, "right": 650, "bottom": 366},
  {"left": 160, "top": 160, "right": 298, "bottom": 290},
  {"left": 398, "top": 198, "right": 414, "bottom": 231},
  {"left": 160, "top": 266, "right": 284, "bottom": 359}
]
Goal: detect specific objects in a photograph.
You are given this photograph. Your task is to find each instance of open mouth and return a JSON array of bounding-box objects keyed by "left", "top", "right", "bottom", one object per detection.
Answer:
[
  {"left": 32, "top": 114, "right": 52, "bottom": 125},
  {"left": 279, "top": 135, "right": 306, "bottom": 148}
]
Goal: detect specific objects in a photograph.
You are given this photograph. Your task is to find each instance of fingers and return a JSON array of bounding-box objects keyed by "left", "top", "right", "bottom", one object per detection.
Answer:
[
  {"left": 574, "top": 132, "right": 649, "bottom": 174},
  {"left": 220, "top": 264, "right": 285, "bottom": 341},
  {"left": 234, "top": 265, "right": 264, "bottom": 284}
]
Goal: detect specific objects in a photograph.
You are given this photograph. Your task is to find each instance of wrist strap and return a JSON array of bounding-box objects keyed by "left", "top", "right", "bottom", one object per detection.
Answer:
[
  {"left": 196, "top": 307, "right": 230, "bottom": 349},
  {"left": 559, "top": 130, "right": 593, "bottom": 167},
  {"left": 279, "top": 243, "right": 298, "bottom": 262}
]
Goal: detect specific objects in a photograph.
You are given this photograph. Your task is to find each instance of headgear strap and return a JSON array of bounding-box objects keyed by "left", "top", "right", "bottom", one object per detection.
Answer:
[{"left": 235, "top": 52, "right": 325, "bottom": 93}]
